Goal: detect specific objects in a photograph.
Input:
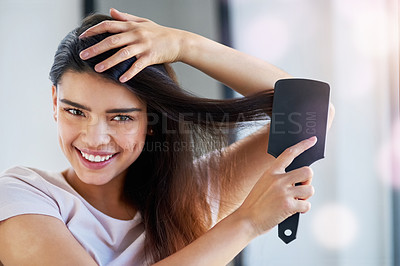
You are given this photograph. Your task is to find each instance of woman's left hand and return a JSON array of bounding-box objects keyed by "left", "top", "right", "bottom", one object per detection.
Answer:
[{"left": 79, "top": 8, "right": 185, "bottom": 82}]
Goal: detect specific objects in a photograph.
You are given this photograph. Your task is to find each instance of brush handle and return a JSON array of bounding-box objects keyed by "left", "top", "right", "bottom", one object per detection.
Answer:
[{"left": 279, "top": 213, "right": 300, "bottom": 244}]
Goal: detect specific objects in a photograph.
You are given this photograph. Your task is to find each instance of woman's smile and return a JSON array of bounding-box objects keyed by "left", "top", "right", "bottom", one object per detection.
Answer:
[{"left": 75, "top": 147, "right": 119, "bottom": 170}]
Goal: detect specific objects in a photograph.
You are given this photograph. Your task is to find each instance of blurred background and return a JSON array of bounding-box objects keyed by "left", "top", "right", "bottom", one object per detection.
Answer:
[{"left": 0, "top": 0, "right": 398, "bottom": 265}]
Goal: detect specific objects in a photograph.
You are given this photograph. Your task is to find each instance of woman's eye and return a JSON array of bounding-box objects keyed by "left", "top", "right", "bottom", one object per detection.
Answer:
[
  {"left": 113, "top": 115, "right": 133, "bottom": 122},
  {"left": 65, "top": 108, "right": 84, "bottom": 117}
]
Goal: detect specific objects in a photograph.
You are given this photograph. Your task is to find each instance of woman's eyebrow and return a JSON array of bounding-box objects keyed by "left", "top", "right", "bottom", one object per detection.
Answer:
[
  {"left": 59, "top": 98, "right": 142, "bottom": 113},
  {"left": 60, "top": 99, "right": 90, "bottom": 111},
  {"left": 105, "top": 108, "right": 142, "bottom": 113}
]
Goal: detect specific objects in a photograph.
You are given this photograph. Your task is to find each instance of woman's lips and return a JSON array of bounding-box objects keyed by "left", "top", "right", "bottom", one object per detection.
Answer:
[{"left": 75, "top": 147, "right": 118, "bottom": 170}]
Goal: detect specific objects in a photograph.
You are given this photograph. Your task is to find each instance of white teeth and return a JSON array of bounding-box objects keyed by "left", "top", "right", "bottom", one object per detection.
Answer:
[{"left": 80, "top": 150, "right": 114, "bottom": 163}]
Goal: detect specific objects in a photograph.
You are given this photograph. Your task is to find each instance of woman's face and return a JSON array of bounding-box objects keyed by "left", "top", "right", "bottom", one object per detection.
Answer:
[{"left": 52, "top": 71, "right": 148, "bottom": 186}]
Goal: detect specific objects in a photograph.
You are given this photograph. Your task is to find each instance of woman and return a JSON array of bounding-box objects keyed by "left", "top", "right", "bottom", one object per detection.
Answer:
[{"left": 0, "top": 8, "right": 334, "bottom": 265}]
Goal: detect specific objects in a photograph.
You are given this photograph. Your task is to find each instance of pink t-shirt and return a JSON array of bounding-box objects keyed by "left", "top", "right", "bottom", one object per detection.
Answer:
[{"left": 0, "top": 166, "right": 147, "bottom": 266}]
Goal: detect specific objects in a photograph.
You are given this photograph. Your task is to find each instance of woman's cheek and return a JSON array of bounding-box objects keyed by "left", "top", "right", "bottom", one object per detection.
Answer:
[
  {"left": 58, "top": 115, "right": 82, "bottom": 137},
  {"left": 116, "top": 128, "right": 147, "bottom": 153},
  {"left": 56, "top": 118, "right": 79, "bottom": 157}
]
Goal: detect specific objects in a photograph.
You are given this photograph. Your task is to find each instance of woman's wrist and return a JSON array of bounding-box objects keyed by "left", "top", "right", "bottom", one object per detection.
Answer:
[
  {"left": 226, "top": 209, "right": 261, "bottom": 241},
  {"left": 177, "top": 30, "right": 204, "bottom": 64}
]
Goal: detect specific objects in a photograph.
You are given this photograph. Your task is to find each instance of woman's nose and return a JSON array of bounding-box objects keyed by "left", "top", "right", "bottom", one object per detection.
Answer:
[{"left": 81, "top": 116, "right": 111, "bottom": 147}]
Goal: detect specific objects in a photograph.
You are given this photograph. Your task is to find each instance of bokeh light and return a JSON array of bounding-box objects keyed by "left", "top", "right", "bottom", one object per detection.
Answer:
[
  {"left": 343, "top": 61, "right": 375, "bottom": 100},
  {"left": 312, "top": 203, "right": 359, "bottom": 250},
  {"left": 352, "top": 9, "right": 393, "bottom": 58},
  {"left": 333, "top": 0, "right": 383, "bottom": 20},
  {"left": 334, "top": 0, "right": 396, "bottom": 58},
  {"left": 241, "top": 16, "right": 290, "bottom": 62}
]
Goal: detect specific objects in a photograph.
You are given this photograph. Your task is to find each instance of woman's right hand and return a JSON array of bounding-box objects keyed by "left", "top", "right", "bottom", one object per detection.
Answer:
[
  {"left": 235, "top": 136, "right": 317, "bottom": 238},
  {"left": 79, "top": 8, "right": 188, "bottom": 82},
  {"left": 78, "top": 9, "right": 293, "bottom": 97}
]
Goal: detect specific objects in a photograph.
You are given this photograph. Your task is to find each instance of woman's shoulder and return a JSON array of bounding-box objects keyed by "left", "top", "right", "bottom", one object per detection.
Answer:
[
  {"left": 0, "top": 165, "right": 66, "bottom": 189},
  {"left": 0, "top": 165, "right": 81, "bottom": 209},
  {"left": 0, "top": 165, "right": 78, "bottom": 210},
  {"left": 1, "top": 165, "right": 49, "bottom": 177},
  {"left": 0, "top": 166, "right": 69, "bottom": 223},
  {"left": 2, "top": 165, "right": 56, "bottom": 177}
]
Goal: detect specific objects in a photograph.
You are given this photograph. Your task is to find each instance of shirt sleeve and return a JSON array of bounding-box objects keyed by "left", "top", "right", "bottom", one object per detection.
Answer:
[{"left": 0, "top": 167, "right": 63, "bottom": 222}]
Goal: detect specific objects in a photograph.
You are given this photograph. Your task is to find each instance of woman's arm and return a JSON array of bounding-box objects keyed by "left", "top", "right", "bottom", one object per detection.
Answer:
[
  {"left": 79, "top": 8, "right": 335, "bottom": 219},
  {"left": 79, "top": 8, "right": 290, "bottom": 94},
  {"left": 0, "top": 215, "right": 97, "bottom": 266},
  {"left": 154, "top": 137, "right": 316, "bottom": 265},
  {"left": 153, "top": 210, "right": 254, "bottom": 266}
]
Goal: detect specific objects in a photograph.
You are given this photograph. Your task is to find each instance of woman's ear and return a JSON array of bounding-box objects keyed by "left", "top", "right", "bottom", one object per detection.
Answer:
[{"left": 51, "top": 85, "right": 58, "bottom": 122}]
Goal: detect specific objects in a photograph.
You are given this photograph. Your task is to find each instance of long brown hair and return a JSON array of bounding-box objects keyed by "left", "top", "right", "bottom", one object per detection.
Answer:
[{"left": 49, "top": 14, "right": 274, "bottom": 263}]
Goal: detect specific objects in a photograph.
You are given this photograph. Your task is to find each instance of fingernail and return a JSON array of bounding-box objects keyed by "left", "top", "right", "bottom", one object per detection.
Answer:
[
  {"left": 120, "top": 76, "right": 128, "bottom": 83},
  {"left": 95, "top": 64, "right": 105, "bottom": 72},
  {"left": 309, "top": 136, "right": 317, "bottom": 142},
  {"left": 80, "top": 51, "right": 89, "bottom": 59},
  {"left": 79, "top": 31, "right": 87, "bottom": 39}
]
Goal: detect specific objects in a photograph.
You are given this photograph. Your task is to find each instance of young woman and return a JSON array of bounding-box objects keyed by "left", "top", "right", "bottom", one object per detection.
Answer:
[{"left": 0, "top": 8, "right": 334, "bottom": 266}]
